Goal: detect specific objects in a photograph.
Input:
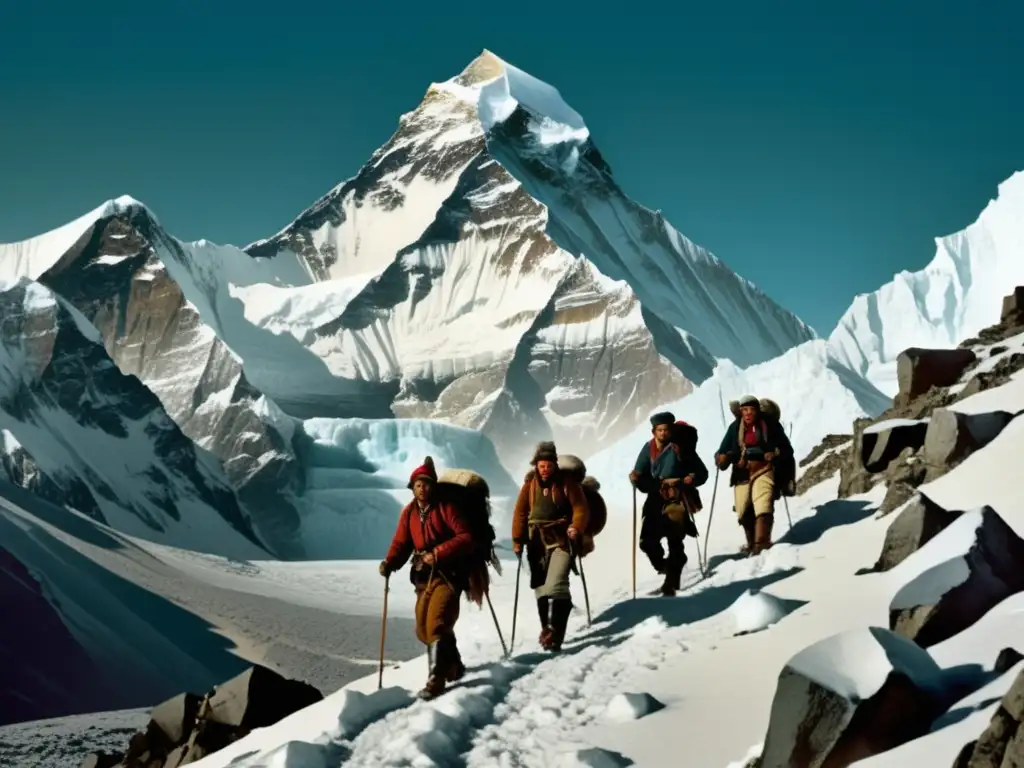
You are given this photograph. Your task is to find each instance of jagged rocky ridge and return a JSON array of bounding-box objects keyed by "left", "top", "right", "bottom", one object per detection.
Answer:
[
  {"left": 796, "top": 286, "right": 1024, "bottom": 510},
  {"left": 0, "top": 280, "right": 267, "bottom": 558}
]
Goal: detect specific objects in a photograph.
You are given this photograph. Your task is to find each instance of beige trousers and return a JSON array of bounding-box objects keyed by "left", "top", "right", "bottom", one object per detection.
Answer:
[{"left": 734, "top": 469, "right": 775, "bottom": 519}]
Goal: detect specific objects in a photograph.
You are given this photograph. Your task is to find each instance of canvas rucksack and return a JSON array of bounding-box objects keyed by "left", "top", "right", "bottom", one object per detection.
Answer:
[
  {"left": 435, "top": 468, "right": 502, "bottom": 606},
  {"left": 556, "top": 454, "right": 607, "bottom": 555}
]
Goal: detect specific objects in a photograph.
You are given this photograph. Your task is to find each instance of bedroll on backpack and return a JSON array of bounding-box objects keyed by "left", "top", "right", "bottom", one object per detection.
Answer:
[
  {"left": 728, "top": 397, "right": 782, "bottom": 423},
  {"left": 436, "top": 468, "right": 501, "bottom": 606},
  {"left": 557, "top": 454, "right": 608, "bottom": 555}
]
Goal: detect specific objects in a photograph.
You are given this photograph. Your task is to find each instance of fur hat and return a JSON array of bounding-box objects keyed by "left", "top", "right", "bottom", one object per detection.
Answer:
[
  {"left": 531, "top": 441, "right": 558, "bottom": 466},
  {"left": 737, "top": 395, "right": 759, "bottom": 408},
  {"left": 407, "top": 456, "right": 437, "bottom": 489},
  {"left": 650, "top": 411, "right": 675, "bottom": 428}
]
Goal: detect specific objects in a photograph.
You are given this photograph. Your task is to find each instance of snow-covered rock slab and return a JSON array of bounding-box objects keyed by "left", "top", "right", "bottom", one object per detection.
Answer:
[
  {"left": 603, "top": 692, "right": 664, "bottom": 723},
  {"left": 873, "top": 492, "right": 962, "bottom": 572},
  {"left": 921, "top": 408, "right": 1015, "bottom": 473},
  {"left": 889, "top": 506, "right": 1024, "bottom": 647},
  {"left": 554, "top": 746, "right": 634, "bottom": 768},
  {"left": 758, "top": 627, "right": 945, "bottom": 768}
]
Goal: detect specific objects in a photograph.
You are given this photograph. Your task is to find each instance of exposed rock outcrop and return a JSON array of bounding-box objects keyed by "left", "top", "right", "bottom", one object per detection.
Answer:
[
  {"left": 872, "top": 492, "right": 963, "bottom": 572},
  {"left": 951, "top": 667, "right": 1024, "bottom": 768},
  {"left": 82, "top": 665, "right": 323, "bottom": 768},
  {"left": 895, "top": 348, "right": 978, "bottom": 406}
]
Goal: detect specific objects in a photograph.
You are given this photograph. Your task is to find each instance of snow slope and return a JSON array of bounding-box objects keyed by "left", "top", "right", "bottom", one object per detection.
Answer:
[
  {"left": 181, "top": 334, "right": 1024, "bottom": 768},
  {"left": 829, "top": 169, "right": 1024, "bottom": 396}
]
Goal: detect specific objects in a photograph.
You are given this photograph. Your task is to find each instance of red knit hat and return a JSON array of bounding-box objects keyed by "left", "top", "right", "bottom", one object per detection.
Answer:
[{"left": 407, "top": 456, "right": 437, "bottom": 489}]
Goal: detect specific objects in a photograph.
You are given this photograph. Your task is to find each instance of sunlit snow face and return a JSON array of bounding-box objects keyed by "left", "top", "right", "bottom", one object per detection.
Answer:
[
  {"left": 740, "top": 405, "right": 758, "bottom": 425},
  {"left": 536, "top": 460, "right": 557, "bottom": 482},
  {"left": 412, "top": 478, "right": 433, "bottom": 504},
  {"left": 652, "top": 424, "right": 671, "bottom": 444}
]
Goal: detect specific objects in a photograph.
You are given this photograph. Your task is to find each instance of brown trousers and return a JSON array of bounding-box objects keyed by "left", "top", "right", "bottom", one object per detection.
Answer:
[{"left": 414, "top": 577, "right": 461, "bottom": 645}]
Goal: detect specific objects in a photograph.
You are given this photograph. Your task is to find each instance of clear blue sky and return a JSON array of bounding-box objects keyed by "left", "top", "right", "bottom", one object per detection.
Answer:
[{"left": 2, "top": 0, "right": 1021, "bottom": 335}]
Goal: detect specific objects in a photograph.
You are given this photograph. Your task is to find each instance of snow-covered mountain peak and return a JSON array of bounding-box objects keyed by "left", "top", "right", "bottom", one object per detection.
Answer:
[
  {"left": 829, "top": 168, "right": 1024, "bottom": 396},
  {"left": 432, "top": 50, "right": 589, "bottom": 142}
]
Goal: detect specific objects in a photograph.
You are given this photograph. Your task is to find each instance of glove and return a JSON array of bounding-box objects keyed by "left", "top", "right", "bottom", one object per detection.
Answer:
[
  {"left": 628, "top": 471, "right": 639, "bottom": 486},
  {"left": 378, "top": 560, "right": 390, "bottom": 577},
  {"left": 512, "top": 541, "right": 523, "bottom": 559},
  {"left": 715, "top": 453, "right": 729, "bottom": 468}
]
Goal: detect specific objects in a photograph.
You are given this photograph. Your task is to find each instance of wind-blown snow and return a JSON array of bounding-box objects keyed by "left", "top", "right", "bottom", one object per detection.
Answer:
[{"left": 829, "top": 170, "right": 1024, "bottom": 396}]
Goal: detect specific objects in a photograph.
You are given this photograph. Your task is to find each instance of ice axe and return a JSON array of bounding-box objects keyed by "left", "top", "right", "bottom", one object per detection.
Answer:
[{"left": 509, "top": 551, "right": 523, "bottom": 653}]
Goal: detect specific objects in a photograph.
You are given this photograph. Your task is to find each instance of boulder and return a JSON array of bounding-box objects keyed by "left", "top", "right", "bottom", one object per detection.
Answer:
[
  {"left": 1002, "top": 286, "right": 1024, "bottom": 323},
  {"left": 758, "top": 627, "right": 945, "bottom": 768},
  {"left": 896, "top": 348, "right": 977, "bottom": 404},
  {"left": 889, "top": 506, "right": 1024, "bottom": 648},
  {"left": 876, "top": 448, "right": 928, "bottom": 516},
  {"left": 952, "top": 668, "right": 1024, "bottom": 767},
  {"left": 922, "top": 409, "right": 1015, "bottom": 476},
  {"left": 874, "top": 492, "right": 962, "bottom": 571},
  {"left": 860, "top": 419, "right": 930, "bottom": 474},
  {"left": 205, "top": 665, "right": 323, "bottom": 731},
  {"left": 150, "top": 691, "right": 202, "bottom": 745},
  {"left": 995, "top": 647, "right": 1024, "bottom": 675}
]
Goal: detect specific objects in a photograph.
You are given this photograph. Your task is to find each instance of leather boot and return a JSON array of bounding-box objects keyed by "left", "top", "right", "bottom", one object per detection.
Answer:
[
  {"left": 537, "top": 597, "right": 553, "bottom": 647},
  {"left": 546, "top": 598, "right": 572, "bottom": 652},
  {"left": 661, "top": 551, "right": 687, "bottom": 596},
  {"left": 446, "top": 637, "right": 465, "bottom": 683},
  {"left": 417, "top": 640, "right": 447, "bottom": 700},
  {"left": 741, "top": 516, "right": 756, "bottom": 556},
  {"left": 753, "top": 514, "right": 774, "bottom": 555}
]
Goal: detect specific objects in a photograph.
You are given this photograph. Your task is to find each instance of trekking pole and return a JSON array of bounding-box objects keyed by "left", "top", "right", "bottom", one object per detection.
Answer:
[
  {"left": 509, "top": 553, "right": 522, "bottom": 653},
  {"left": 484, "top": 592, "right": 510, "bottom": 659},
  {"left": 574, "top": 542, "right": 592, "bottom": 626},
  {"left": 631, "top": 486, "right": 638, "bottom": 600},
  {"left": 377, "top": 574, "right": 390, "bottom": 690},
  {"left": 702, "top": 469, "right": 720, "bottom": 574},
  {"left": 783, "top": 495, "right": 794, "bottom": 532},
  {"left": 689, "top": 511, "right": 706, "bottom": 579}
]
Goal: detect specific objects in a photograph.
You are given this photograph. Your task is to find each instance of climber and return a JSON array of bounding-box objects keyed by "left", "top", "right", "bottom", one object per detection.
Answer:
[
  {"left": 378, "top": 457, "right": 474, "bottom": 700},
  {"left": 629, "top": 411, "right": 709, "bottom": 596},
  {"left": 511, "top": 441, "right": 590, "bottom": 652},
  {"left": 714, "top": 395, "right": 794, "bottom": 556}
]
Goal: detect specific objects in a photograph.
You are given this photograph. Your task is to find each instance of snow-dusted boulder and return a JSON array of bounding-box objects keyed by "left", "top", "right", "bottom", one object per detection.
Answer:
[
  {"left": 895, "top": 348, "right": 977, "bottom": 404},
  {"left": 889, "top": 507, "right": 1024, "bottom": 648},
  {"left": 758, "top": 627, "right": 945, "bottom": 768},
  {"left": 921, "top": 408, "right": 1015, "bottom": 473},
  {"left": 730, "top": 589, "right": 801, "bottom": 636},
  {"left": 873, "top": 492, "right": 963, "bottom": 572},
  {"left": 951, "top": 667, "right": 1024, "bottom": 768}
]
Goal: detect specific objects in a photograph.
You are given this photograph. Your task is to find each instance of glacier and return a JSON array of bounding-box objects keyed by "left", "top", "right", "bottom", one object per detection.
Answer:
[{"left": 829, "top": 169, "right": 1024, "bottom": 396}]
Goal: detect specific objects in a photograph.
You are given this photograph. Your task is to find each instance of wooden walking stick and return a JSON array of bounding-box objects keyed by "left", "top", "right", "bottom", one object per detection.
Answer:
[
  {"left": 632, "top": 486, "right": 638, "bottom": 600},
  {"left": 377, "top": 574, "right": 390, "bottom": 690},
  {"left": 509, "top": 552, "right": 522, "bottom": 653},
  {"left": 484, "top": 591, "right": 510, "bottom": 658}
]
